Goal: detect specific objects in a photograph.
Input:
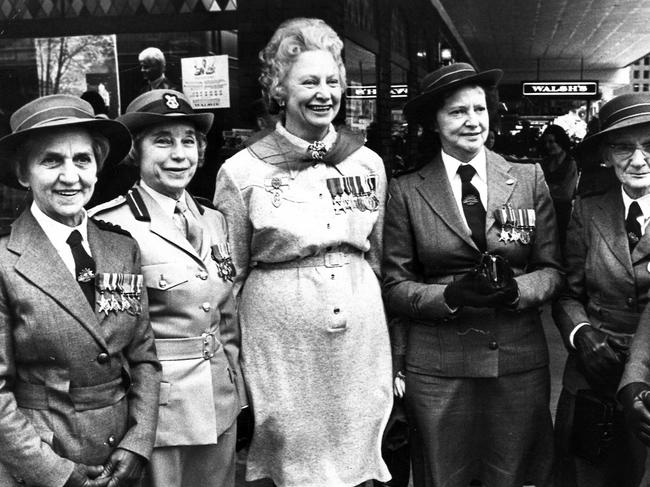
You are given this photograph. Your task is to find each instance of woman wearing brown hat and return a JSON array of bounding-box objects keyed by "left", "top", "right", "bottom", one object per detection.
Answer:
[
  {"left": 90, "top": 89, "right": 245, "bottom": 487},
  {"left": 213, "top": 17, "right": 392, "bottom": 487},
  {"left": 382, "top": 63, "right": 562, "bottom": 487},
  {"left": 0, "top": 94, "right": 161, "bottom": 486},
  {"left": 553, "top": 93, "right": 650, "bottom": 487}
]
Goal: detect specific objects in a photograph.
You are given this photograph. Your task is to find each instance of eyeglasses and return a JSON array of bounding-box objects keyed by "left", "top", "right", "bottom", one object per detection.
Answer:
[{"left": 606, "top": 142, "right": 650, "bottom": 160}]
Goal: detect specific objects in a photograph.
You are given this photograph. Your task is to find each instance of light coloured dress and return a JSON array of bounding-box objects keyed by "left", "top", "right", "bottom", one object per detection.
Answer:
[{"left": 214, "top": 124, "right": 392, "bottom": 487}]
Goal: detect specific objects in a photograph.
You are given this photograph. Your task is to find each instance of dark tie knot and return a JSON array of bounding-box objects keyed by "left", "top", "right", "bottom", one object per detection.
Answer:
[
  {"left": 66, "top": 229, "right": 83, "bottom": 247},
  {"left": 629, "top": 201, "right": 643, "bottom": 220},
  {"left": 458, "top": 164, "right": 477, "bottom": 183}
]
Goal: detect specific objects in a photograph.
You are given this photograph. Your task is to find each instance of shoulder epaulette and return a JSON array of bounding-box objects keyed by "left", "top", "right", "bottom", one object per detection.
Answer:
[
  {"left": 88, "top": 194, "right": 128, "bottom": 217},
  {"left": 90, "top": 218, "right": 133, "bottom": 238},
  {"left": 125, "top": 188, "right": 151, "bottom": 221}
]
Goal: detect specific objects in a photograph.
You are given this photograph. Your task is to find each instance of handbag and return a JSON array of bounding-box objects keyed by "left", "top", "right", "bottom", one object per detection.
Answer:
[{"left": 571, "top": 389, "right": 621, "bottom": 464}]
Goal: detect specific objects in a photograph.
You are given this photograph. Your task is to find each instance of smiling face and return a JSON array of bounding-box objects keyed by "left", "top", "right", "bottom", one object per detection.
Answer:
[
  {"left": 137, "top": 121, "right": 199, "bottom": 199},
  {"left": 281, "top": 50, "right": 342, "bottom": 141},
  {"left": 18, "top": 128, "right": 97, "bottom": 227},
  {"left": 434, "top": 85, "right": 489, "bottom": 162},
  {"left": 603, "top": 123, "right": 650, "bottom": 199}
]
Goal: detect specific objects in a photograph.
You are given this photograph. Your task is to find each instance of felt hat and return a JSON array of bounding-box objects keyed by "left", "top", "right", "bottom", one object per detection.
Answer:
[
  {"left": 579, "top": 93, "right": 650, "bottom": 153},
  {"left": 118, "top": 89, "right": 213, "bottom": 134},
  {"left": 0, "top": 94, "right": 132, "bottom": 189},
  {"left": 403, "top": 62, "right": 502, "bottom": 122}
]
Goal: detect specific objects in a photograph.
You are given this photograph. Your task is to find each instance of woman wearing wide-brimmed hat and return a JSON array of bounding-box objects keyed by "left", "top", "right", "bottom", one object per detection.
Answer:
[
  {"left": 90, "top": 89, "right": 246, "bottom": 487},
  {"left": 553, "top": 93, "right": 650, "bottom": 487},
  {"left": 0, "top": 94, "right": 161, "bottom": 487},
  {"left": 382, "top": 63, "right": 562, "bottom": 487}
]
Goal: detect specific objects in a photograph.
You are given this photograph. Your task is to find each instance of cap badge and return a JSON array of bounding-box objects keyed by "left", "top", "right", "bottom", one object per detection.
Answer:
[{"left": 163, "top": 94, "right": 180, "bottom": 110}]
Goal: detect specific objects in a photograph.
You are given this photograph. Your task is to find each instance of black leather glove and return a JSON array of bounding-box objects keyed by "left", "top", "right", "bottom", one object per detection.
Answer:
[
  {"left": 444, "top": 271, "right": 504, "bottom": 309},
  {"left": 620, "top": 383, "right": 650, "bottom": 446},
  {"left": 64, "top": 464, "right": 109, "bottom": 487},
  {"left": 100, "top": 448, "right": 145, "bottom": 487},
  {"left": 574, "top": 326, "right": 626, "bottom": 391}
]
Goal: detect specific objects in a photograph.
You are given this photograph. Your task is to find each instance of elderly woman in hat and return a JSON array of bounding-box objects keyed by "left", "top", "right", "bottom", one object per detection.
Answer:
[
  {"left": 0, "top": 94, "right": 160, "bottom": 487},
  {"left": 90, "top": 89, "right": 245, "bottom": 487},
  {"left": 382, "top": 63, "right": 562, "bottom": 487},
  {"left": 213, "top": 17, "right": 392, "bottom": 487},
  {"left": 553, "top": 93, "right": 650, "bottom": 487}
]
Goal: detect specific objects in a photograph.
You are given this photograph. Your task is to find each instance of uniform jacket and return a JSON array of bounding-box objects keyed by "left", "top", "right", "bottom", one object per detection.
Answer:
[
  {"left": 553, "top": 187, "right": 650, "bottom": 393},
  {"left": 382, "top": 150, "right": 563, "bottom": 378},
  {"left": 90, "top": 185, "right": 245, "bottom": 447},
  {"left": 0, "top": 209, "right": 160, "bottom": 487}
]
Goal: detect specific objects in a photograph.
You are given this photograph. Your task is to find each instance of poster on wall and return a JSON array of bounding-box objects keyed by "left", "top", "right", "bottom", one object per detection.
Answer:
[
  {"left": 181, "top": 55, "right": 230, "bottom": 109},
  {"left": 34, "top": 34, "right": 120, "bottom": 117}
]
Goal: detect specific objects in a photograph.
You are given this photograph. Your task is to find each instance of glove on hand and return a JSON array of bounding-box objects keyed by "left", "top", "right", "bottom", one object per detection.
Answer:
[
  {"left": 444, "top": 271, "right": 503, "bottom": 309},
  {"left": 620, "top": 383, "right": 650, "bottom": 446},
  {"left": 64, "top": 464, "right": 108, "bottom": 487},
  {"left": 100, "top": 448, "right": 145, "bottom": 487},
  {"left": 475, "top": 253, "right": 519, "bottom": 308},
  {"left": 574, "top": 326, "right": 626, "bottom": 391}
]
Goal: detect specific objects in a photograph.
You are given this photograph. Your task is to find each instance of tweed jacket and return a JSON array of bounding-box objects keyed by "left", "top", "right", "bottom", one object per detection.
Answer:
[
  {"left": 553, "top": 187, "right": 650, "bottom": 393},
  {"left": 383, "top": 149, "right": 563, "bottom": 378},
  {"left": 0, "top": 209, "right": 160, "bottom": 487},
  {"left": 90, "top": 185, "right": 245, "bottom": 447}
]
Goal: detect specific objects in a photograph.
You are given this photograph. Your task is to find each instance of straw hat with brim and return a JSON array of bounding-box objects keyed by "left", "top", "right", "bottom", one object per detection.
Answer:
[
  {"left": 118, "top": 89, "right": 214, "bottom": 134},
  {"left": 404, "top": 62, "right": 503, "bottom": 123},
  {"left": 0, "top": 94, "right": 132, "bottom": 190},
  {"left": 578, "top": 93, "right": 650, "bottom": 156}
]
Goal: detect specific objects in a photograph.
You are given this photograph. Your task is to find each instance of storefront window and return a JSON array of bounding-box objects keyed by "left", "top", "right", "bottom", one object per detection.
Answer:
[{"left": 344, "top": 39, "right": 377, "bottom": 132}]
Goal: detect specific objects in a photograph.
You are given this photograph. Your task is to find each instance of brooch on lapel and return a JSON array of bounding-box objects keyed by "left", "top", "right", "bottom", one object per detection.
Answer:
[
  {"left": 495, "top": 204, "right": 536, "bottom": 244},
  {"left": 211, "top": 242, "right": 236, "bottom": 282},
  {"left": 96, "top": 273, "right": 143, "bottom": 316},
  {"left": 325, "top": 174, "right": 379, "bottom": 214},
  {"left": 307, "top": 140, "right": 327, "bottom": 161},
  {"left": 264, "top": 176, "right": 290, "bottom": 208}
]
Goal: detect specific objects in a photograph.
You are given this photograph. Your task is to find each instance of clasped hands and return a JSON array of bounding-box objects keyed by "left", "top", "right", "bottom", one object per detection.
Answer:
[
  {"left": 444, "top": 254, "right": 519, "bottom": 309},
  {"left": 64, "top": 448, "right": 145, "bottom": 487}
]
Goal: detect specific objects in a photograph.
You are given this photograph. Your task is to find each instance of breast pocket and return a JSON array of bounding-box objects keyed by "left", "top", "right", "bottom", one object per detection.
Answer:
[{"left": 142, "top": 263, "right": 189, "bottom": 306}]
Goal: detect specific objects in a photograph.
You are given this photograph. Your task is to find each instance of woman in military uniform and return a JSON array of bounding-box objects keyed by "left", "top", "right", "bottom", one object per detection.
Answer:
[
  {"left": 0, "top": 94, "right": 160, "bottom": 487},
  {"left": 382, "top": 63, "right": 562, "bottom": 487},
  {"left": 90, "top": 89, "right": 245, "bottom": 487},
  {"left": 554, "top": 93, "right": 650, "bottom": 487},
  {"left": 213, "top": 17, "right": 392, "bottom": 487}
]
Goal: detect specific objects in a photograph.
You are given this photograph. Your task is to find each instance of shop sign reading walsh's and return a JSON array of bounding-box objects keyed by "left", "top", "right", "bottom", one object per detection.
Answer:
[{"left": 522, "top": 81, "right": 599, "bottom": 99}]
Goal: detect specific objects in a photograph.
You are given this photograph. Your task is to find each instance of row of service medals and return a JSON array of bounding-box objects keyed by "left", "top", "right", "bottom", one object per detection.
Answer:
[
  {"left": 96, "top": 273, "right": 143, "bottom": 316},
  {"left": 326, "top": 175, "right": 380, "bottom": 214},
  {"left": 495, "top": 204, "right": 536, "bottom": 244}
]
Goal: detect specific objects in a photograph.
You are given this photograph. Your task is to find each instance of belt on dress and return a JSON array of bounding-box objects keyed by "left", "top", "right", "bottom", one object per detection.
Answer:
[
  {"left": 254, "top": 245, "right": 363, "bottom": 270},
  {"left": 14, "top": 376, "right": 126, "bottom": 411},
  {"left": 155, "top": 332, "right": 220, "bottom": 361}
]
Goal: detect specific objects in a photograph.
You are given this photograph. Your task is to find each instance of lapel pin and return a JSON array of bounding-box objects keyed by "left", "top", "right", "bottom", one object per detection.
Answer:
[{"left": 506, "top": 179, "right": 515, "bottom": 185}]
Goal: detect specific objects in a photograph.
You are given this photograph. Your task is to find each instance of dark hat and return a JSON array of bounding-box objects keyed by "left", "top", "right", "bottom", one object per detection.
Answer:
[
  {"left": 579, "top": 93, "right": 650, "bottom": 153},
  {"left": 118, "top": 89, "right": 213, "bottom": 134},
  {"left": 403, "top": 62, "right": 503, "bottom": 122},
  {"left": 0, "top": 94, "right": 132, "bottom": 189}
]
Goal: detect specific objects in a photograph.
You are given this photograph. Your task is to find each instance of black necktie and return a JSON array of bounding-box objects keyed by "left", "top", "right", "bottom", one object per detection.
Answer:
[
  {"left": 458, "top": 164, "right": 487, "bottom": 251},
  {"left": 66, "top": 230, "right": 96, "bottom": 308},
  {"left": 626, "top": 201, "right": 643, "bottom": 251}
]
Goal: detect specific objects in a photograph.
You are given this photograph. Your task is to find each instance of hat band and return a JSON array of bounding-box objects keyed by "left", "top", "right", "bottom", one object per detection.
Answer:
[
  {"left": 602, "top": 102, "right": 650, "bottom": 128},
  {"left": 14, "top": 106, "right": 93, "bottom": 132},
  {"left": 137, "top": 97, "right": 194, "bottom": 116},
  {"left": 422, "top": 68, "right": 477, "bottom": 93}
]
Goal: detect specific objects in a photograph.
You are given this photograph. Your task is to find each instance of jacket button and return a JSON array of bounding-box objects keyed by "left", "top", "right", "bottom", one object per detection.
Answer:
[
  {"left": 197, "top": 270, "right": 208, "bottom": 280},
  {"left": 159, "top": 279, "right": 168, "bottom": 289},
  {"left": 107, "top": 435, "right": 117, "bottom": 447},
  {"left": 488, "top": 341, "right": 499, "bottom": 350},
  {"left": 201, "top": 302, "right": 211, "bottom": 312},
  {"left": 97, "top": 353, "right": 109, "bottom": 364},
  {"left": 626, "top": 297, "right": 634, "bottom": 307}
]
